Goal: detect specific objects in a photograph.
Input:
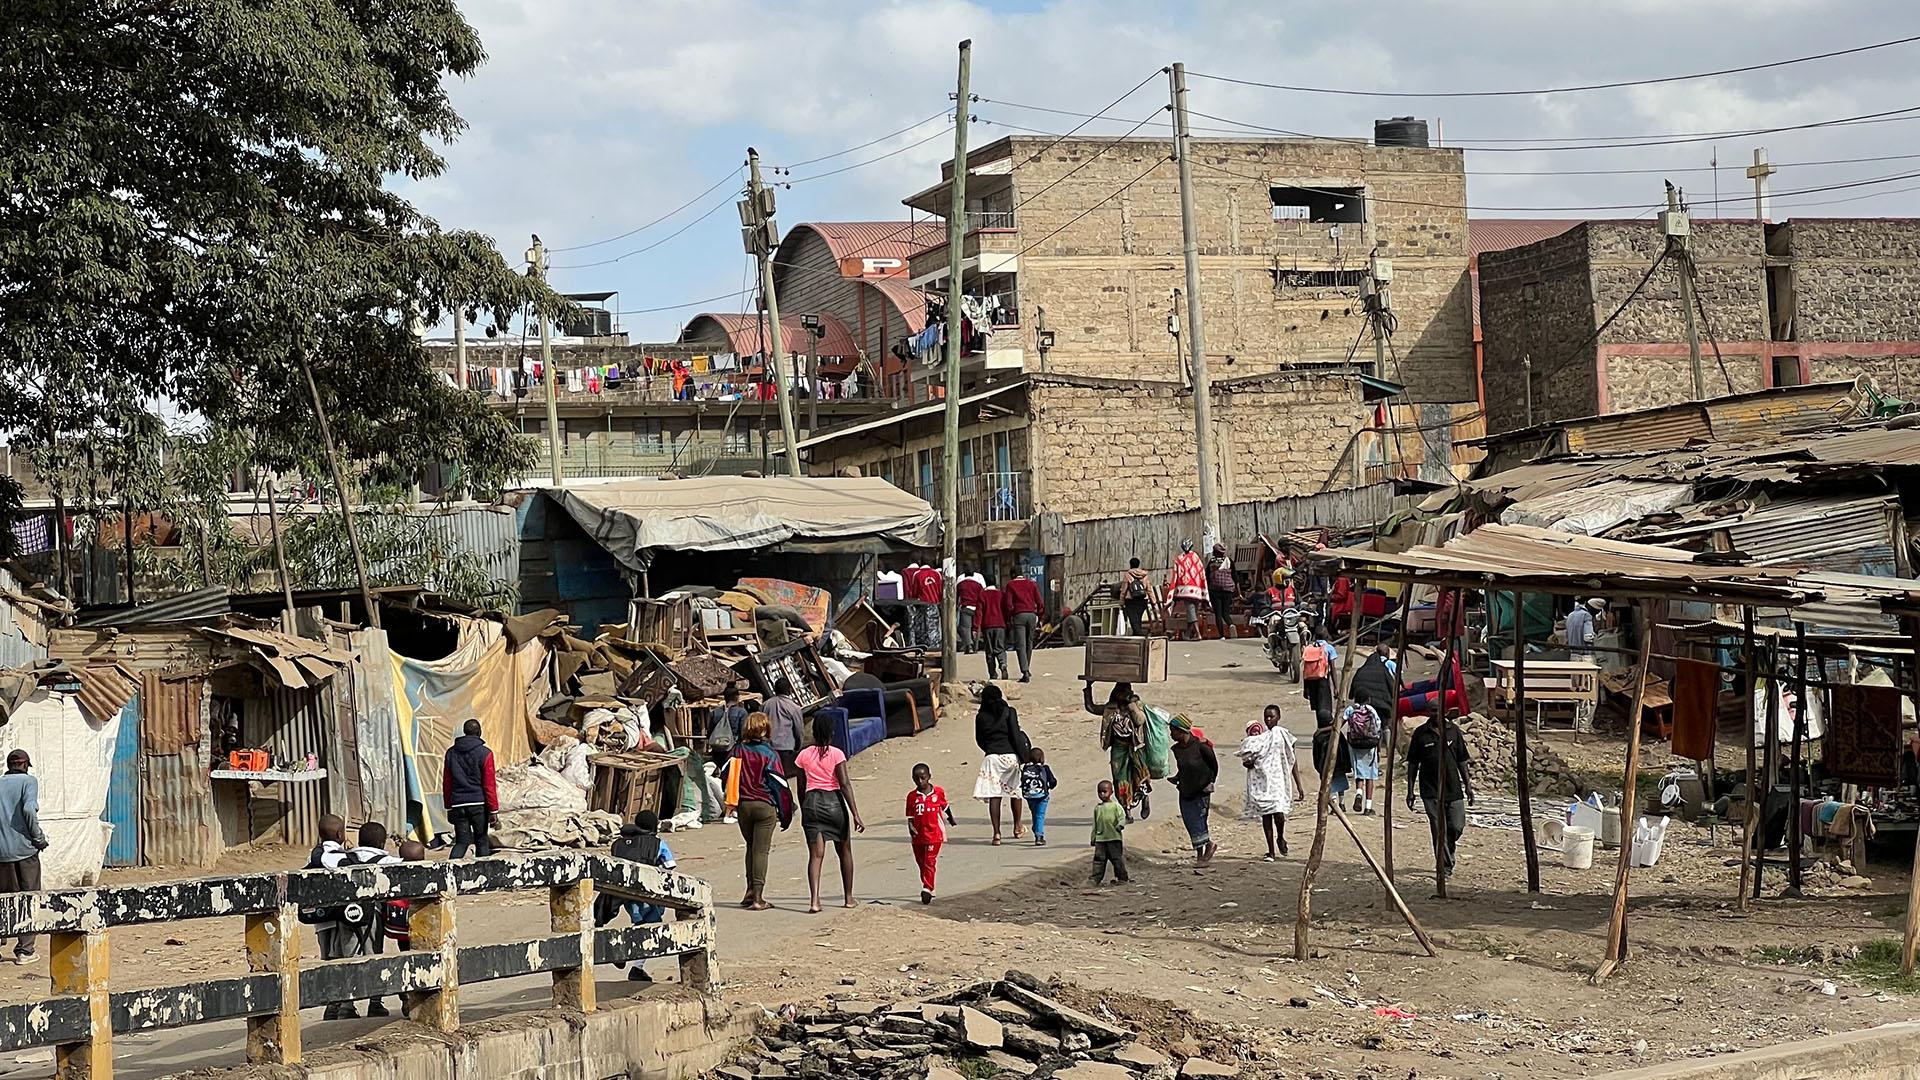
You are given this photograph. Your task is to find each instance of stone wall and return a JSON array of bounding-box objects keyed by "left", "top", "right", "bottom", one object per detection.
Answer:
[
  {"left": 1807, "top": 353, "right": 1918, "bottom": 395},
  {"left": 1028, "top": 369, "right": 1370, "bottom": 522},
  {"left": 1478, "top": 225, "right": 1599, "bottom": 433},
  {"left": 1601, "top": 349, "right": 1769, "bottom": 413},
  {"left": 997, "top": 136, "right": 1474, "bottom": 402},
  {"left": 1785, "top": 219, "right": 1920, "bottom": 342}
]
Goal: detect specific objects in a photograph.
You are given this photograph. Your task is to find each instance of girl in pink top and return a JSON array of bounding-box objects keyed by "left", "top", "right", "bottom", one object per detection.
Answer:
[{"left": 794, "top": 715, "right": 865, "bottom": 913}]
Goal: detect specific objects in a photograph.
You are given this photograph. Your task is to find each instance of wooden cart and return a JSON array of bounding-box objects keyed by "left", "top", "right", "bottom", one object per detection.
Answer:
[{"left": 588, "top": 750, "right": 684, "bottom": 823}]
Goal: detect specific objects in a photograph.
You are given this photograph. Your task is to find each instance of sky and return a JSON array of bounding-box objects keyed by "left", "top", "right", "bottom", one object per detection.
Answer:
[{"left": 398, "top": 1, "right": 1920, "bottom": 342}]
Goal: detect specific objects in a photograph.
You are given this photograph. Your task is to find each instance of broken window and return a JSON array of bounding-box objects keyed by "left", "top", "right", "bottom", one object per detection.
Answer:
[{"left": 1271, "top": 186, "right": 1366, "bottom": 223}]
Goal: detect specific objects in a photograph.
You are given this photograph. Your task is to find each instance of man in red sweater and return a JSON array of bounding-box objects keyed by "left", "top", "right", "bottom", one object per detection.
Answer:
[
  {"left": 1004, "top": 571, "right": 1044, "bottom": 683},
  {"left": 442, "top": 719, "right": 500, "bottom": 858},
  {"left": 956, "top": 572, "right": 985, "bottom": 654},
  {"left": 977, "top": 576, "right": 1008, "bottom": 680}
]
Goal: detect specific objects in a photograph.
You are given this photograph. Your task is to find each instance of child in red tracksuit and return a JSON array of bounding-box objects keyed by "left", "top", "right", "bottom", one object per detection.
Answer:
[{"left": 906, "top": 763, "right": 957, "bottom": 905}]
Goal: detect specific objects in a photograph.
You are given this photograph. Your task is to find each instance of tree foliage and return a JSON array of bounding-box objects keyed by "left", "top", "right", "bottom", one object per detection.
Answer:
[{"left": 1, "top": 0, "right": 552, "bottom": 497}]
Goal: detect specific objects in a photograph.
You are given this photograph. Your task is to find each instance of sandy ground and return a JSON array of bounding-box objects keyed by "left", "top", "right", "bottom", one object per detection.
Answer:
[{"left": 6, "top": 637, "right": 1916, "bottom": 1080}]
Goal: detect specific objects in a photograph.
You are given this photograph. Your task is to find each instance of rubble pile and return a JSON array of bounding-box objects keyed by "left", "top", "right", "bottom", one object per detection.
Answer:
[
  {"left": 1442, "top": 713, "right": 1582, "bottom": 797},
  {"left": 722, "top": 971, "right": 1241, "bottom": 1080}
]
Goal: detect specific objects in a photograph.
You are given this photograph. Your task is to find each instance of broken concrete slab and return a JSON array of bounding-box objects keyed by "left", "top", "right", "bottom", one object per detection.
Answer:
[
  {"left": 978, "top": 999, "right": 1034, "bottom": 1025},
  {"left": 998, "top": 981, "right": 1130, "bottom": 1045},
  {"left": 1179, "top": 1059, "right": 1239, "bottom": 1078},
  {"left": 1052, "top": 1063, "right": 1138, "bottom": 1080},
  {"left": 959, "top": 1006, "right": 1004, "bottom": 1050},
  {"left": 1105, "top": 1043, "right": 1170, "bottom": 1069},
  {"left": 986, "top": 1050, "right": 1039, "bottom": 1076},
  {"left": 1003, "top": 1024, "right": 1061, "bottom": 1058},
  {"left": 926, "top": 1067, "right": 967, "bottom": 1080}
]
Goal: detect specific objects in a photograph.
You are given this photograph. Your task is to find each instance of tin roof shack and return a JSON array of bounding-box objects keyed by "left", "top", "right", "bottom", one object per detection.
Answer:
[{"left": 0, "top": 662, "right": 138, "bottom": 885}]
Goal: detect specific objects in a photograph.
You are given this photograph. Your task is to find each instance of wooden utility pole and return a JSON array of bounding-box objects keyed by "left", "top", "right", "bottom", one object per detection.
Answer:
[
  {"left": 1787, "top": 621, "right": 1809, "bottom": 896},
  {"left": 299, "top": 358, "right": 381, "bottom": 630},
  {"left": 1661, "top": 185, "right": 1706, "bottom": 400},
  {"left": 1594, "top": 600, "right": 1654, "bottom": 984},
  {"left": 526, "top": 237, "right": 563, "bottom": 487},
  {"left": 1381, "top": 610, "right": 1412, "bottom": 886},
  {"left": 743, "top": 149, "right": 803, "bottom": 476},
  {"left": 1295, "top": 575, "right": 1364, "bottom": 960},
  {"left": 807, "top": 326, "right": 820, "bottom": 433},
  {"left": 1169, "top": 63, "right": 1220, "bottom": 551},
  {"left": 1737, "top": 607, "right": 1759, "bottom": 910},
  {"left": 939, "top": 39, "right": 972, "bottom": 681}
]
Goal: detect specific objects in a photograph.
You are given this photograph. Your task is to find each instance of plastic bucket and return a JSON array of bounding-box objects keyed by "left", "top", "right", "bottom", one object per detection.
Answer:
[
  {"left": 1599, "top": 807, "right": 1623, "bottom": 848},
  {"left": 1562, "top": 826, "right": 1596, "bottom": 870}
]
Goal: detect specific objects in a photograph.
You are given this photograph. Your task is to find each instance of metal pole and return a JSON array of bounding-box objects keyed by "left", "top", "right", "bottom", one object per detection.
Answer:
[
  {"left": 807, "top": 331, "right": 820, "bottom": 432},
  {"left": 299, "top": 357, "right": 381, "bottom": 630},
  {"left": 939, "top": 39, "right": 972, "bottom": 683},
  {"left": 529, "top": 237, "right": 563, "bottom": 487},
  {"left": 746, "top": 149, "right": 803, "bottom": 476},
  {"left": 1170, "top": 63, "right": 1220, "bottom": 551},
  {"left": 454, "top": 314, "right": 468, "bottom": 391},
  {"left": 1738, "top": 606, "right": 1759, "bottom": 910},
  {"left": 1513, "top": 591, "right": 1540, "bottom": 893},
  {"left": 1522, "top": 354, "right": 1534, "bottom": 426}
]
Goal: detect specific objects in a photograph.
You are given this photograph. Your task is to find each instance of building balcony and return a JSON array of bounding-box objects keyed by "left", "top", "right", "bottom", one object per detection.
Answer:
[
  {"left": 910, "top": 227, "right": 1021, "bottom": 286},
  {"left": 914, "top": 470, "right": 1032, "bottom": 532},
  {"left": 525, "top": 446, "right": 789, "bottom": 482}
]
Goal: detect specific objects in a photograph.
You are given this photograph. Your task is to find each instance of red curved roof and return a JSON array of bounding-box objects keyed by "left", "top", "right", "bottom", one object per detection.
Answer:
[
  {"left": 678, "top": 312, "right": 861, "bottom": 366},
  {"left": 781, "top": 221, "right": 944, "bottom": 266}
]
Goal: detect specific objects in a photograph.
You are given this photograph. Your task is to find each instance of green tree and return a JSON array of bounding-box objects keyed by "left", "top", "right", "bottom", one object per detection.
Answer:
[{"left": 1, "top": 0, "right": 551, "bottom": 502}]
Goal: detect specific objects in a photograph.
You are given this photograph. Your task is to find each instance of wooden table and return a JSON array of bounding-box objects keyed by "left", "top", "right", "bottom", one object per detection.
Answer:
[{"left": 1490, "top": 659, "right": 1600, "bottom": 731}]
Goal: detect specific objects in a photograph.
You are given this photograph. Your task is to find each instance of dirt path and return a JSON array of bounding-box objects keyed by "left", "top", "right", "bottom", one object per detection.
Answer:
[{"left": 5, "top": 638, "right": 1914, "bottom": 1080}]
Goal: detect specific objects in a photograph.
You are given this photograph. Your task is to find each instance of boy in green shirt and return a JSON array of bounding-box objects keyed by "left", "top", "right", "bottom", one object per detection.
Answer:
[{"left": 1090, "top": 780, "right": 1130, "bottom": 885}]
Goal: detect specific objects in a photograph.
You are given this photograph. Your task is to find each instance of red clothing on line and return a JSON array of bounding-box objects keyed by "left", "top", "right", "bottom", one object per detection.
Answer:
[
  {"left": 975, "top": 588, "right": 1007, "bottom": 629},
  {"left": 1004, "top": 576, "right": 1043, "bottom": 617}
]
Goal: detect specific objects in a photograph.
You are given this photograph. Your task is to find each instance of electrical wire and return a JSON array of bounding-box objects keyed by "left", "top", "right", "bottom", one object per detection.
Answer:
[
  {"left": 1012, "top": 108, "right": 1170, "bottom": 211},
  {"left": 1681, "top": 253, "right": 1738, "bottom": 395},
  {"left": 770, "top": 108, "right": 953, "bottom": 170},
  {"left": 1185, "top": 33, "right": 1920, "bottom": 98},
  {"left": 551, "top": 167, "right": 743, "bottom": 253},
  {"left": 550, "top": 189, "right": 743, "bottom": 270},
  {"left": 1015, "top": 155, "right": 1174, "bottom": 258},
  {"left": 976, "top": 66, "right": 1167, "bottom": 168},
  {"left": 1527, "top": 250, "right": 1672, "bottom": 388},
  {"left": 784, "top": 123, "right": 957, "bottom": 185}
]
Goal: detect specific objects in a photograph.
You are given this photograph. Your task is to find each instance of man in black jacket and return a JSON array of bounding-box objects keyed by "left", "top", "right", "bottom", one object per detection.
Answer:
[
  {"left": 1406, "top": 714, "right": 1475, "bottom": 877},
  {"left": 442, "top": 719, "right": 499, "bottom": 859}
]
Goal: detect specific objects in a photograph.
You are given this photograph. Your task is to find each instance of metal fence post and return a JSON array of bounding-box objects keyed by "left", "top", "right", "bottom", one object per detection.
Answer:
[
  {"left": 550, "top": 877, "right": 596, "bottom": 1012},
  {"left": 402, "top": 891, "right": 459, "bottom": 1032},
  {"left": 51, "top": 928, "right": 111, "bottom": 1080},
  {"left": 244, "top": 905, "right": 301, "bottom": 1065}
]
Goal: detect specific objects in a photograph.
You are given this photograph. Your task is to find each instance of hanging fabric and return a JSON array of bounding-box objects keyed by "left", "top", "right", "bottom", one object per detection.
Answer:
[{"left": 1670, "top": 659, "right": 1717, "bottom": 760}]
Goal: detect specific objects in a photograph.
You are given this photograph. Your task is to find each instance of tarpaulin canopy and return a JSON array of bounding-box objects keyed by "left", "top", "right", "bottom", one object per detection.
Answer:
[{"left": 550, "top": 476, "right": 940, "bottom": 572}]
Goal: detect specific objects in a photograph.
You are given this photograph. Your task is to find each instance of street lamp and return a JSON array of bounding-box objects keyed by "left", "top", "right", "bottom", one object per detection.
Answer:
[{"left": 799, "top": 314, "right": 825, "bottom": 424}]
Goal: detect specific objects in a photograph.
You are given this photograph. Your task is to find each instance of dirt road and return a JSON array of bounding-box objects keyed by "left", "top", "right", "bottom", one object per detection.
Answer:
[{"left": 3, "top": 638, "right": 1914, "bottom": 1080}]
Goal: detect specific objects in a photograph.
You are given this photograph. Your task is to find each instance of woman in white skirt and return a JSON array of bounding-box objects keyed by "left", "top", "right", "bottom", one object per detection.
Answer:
[
  {"left": 973, "top": 684, "right": 1027, "bottom": 844},
  {"left": 1240, "top": 704, "right": 1305, "bottom": 860}
]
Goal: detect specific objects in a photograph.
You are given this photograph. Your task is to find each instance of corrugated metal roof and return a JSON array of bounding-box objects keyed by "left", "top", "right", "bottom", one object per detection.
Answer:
[
  {"left": 1468, "top": 218, "right": 1588, "bottom": 256},
  {"left": 1567, "top": 406, "right": 1711, "bottom": 454},
  {"left": 74, "top": 587, "right": 231, "bottom": 628},
  {"left": 679, "top": 311, "right": 861, "bottom": 361},
  {"left": 871, "top": 278, "right": 930, "bottom": 333},
  {"left": 781, "top": 221, "right": 943, "bottom": 265},
  {"left": 72, "top": 664, "right": 138, "bottom": 724}
]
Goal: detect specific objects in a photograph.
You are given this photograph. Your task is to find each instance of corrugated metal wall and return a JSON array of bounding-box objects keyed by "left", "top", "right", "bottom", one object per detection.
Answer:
[
  {"left": 1569, "top": 406, "right": 1710, "bottom": 454},
  {"left": 104, "top": 693, "right": 140, "bottom": 866},
  {"left": 0, "top": 569, "right": 45, "bottom": 669},
  {"left": 254, "top": 687, "right": 332, "bottom": 846},
  {"left": 1728, "top": 495, "right": 1901, "bottom": 574},
  {"left": 1059, "top": 484, "right": 1397, "bottom": 602},
  {"left": 139, "top": 673, "right": 217, "bottom": 868},
  {"left": 349, "top": 628, "right": 409, "bottom": 833}
]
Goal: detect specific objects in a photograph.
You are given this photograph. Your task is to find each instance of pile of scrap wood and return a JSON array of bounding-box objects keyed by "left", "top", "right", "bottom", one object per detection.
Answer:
[{"left": 723, "top": 971, "right": 1242, "bottom": 1080}]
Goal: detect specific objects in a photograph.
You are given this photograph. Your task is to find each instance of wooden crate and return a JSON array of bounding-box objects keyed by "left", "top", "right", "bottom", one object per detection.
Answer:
[
  {"left": 588, "top": 750, "right": 683, "bottom": 822},
  {"left": 1084, "top": 635, "right": 1168, "bottom": 683}
]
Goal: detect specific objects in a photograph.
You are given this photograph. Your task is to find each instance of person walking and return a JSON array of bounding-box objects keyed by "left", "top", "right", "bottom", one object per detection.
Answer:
[
  {"left": 1089, "top": 781, "right": 1129, "bottom": 885},
  {"left": 1341, "top": 690, "right": 1384, "bottom": 814},
  {"left": 764, "top": 677, "right": 808, "bottom": 786},
  {"left": 0, "top": 751, "right": 48, "bottom": 963},
  {"left": 442, "top": 719, "right": 499, "bottom": 859},
  {"left": 1121, "top": 558, "right": 1153, "bottom": 636},
  {"left": 795, "top": 715, "right": 865, "bottom": 913},
  {"left": 1311, "top": 710, "right": 1353, "bottom": 821},
  {"left": 977, "top": 575, "right": 1009, "bottom": 680},
  {"left": 1406, "top": 711, "right": 1475, "bottom": 878},
  {"left": 1240, "top": 705, "right": 1304, "bottom": 860},
  {"left": 1086, "top": 680, "right": 1152, "bottom": 821},
  {"left": 957, "top": 571, "right": 985, "bottom": 654},
  {"left": 1169, "top": 540, "right": 1208, "bottom": 640},
  {"left": 1300, "top": 625, "right": 1340, "bottom": 728},
  {"left": 1168, "top": 714, "right": 1219, "bottom": 867},
  {"left": 1206, "top": 543, "right": 1237, "bottom": 638},
  {"left": 972, "top": 684, "right": 1027, "bottom": 844},
  {"left": 1020, "top": 748, "right": 1058, "bottom": 846},
  {"left": 906, "top": 763, "right": 957, "bottom": 904},
  {"left": 1004, "top": 569, "right": 1044, "bottom": 683},
  {"left": 723, "top": 712, "right": 792, "bottom": 911}
]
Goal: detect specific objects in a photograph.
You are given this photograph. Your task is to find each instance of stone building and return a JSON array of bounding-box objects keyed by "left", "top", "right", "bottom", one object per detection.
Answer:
[
  {"left": 1478, "top": 217, "right": 1920, "bottom": 434},
  {"left": 799, "top": 366, "right": 1381, "bottom": 577},
  {"left": 898, "top": 131, "right": 1476, "bottom": 404}
]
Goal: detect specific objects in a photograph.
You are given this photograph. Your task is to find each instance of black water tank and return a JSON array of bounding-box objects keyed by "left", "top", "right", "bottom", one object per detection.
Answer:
[{"left": 1374, "top": 117, "right": 1430, "bottom": 148}]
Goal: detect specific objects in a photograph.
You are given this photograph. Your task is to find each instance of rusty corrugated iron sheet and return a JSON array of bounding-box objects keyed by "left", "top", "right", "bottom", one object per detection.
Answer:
[
  {"left": 72, "top": 663, "right": 137, "bottom": 724},
  {"left": 1568, "top": 405, "right": 1711, "bottom": 454},
  {"left": 348, "top": 627, "right": 408, "bottom": 833},
  {"left": 257, "top": 687, "right": 331, "bottom": 845},
  {"left": 1704, "top": 381, "right": 1866, "bottom": 444},
  {"left": 139, "top": 672, "right": 217, "bottom": 869}
]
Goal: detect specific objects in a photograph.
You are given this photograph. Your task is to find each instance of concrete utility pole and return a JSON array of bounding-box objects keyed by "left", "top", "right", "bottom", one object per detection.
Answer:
[
  {"left": 454, "top": 314, "right": 468, "bottom": 391},
  {"left": 1746, "top": 147, "right": 1777, "bottom": 223},
  {"left": 526, "top": 236, "right": 563, "bottom": 487},
  {"left": 743, "top": 150, "right": 803, "bottom": 475},
  {"left": 939, "top": 39, "right": 972, "bottom": 683},
  {"left": 1661, "top": 184, "right": 1706, "bottom": 400},
  {"left": 1170, "top": 63, "right": 1220, "bottom": 552}
]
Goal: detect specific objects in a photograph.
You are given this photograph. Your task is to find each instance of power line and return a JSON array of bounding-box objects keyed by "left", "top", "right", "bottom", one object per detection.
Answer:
[
  {"left": 769, "top": 108, "right": 953, "bottom": 170},
  {"left": 1527, "top": 250, "right": 1672, "bottom": 390},
  {"left": 550, "top": 188, "right": 742, "bottom": 270},
  {"left": 974, "top": 66, "right": 1166, "bottom": 167},
  {"left": 1011, "top": 108, "right": 1169, "bottom": 211},
  {"left": 784, "top": 122, "right": 958, "bottom": 185},
  {"left": 1185, "top": 33, "right": 1920, "bottom": 98},
  {"left": 551, "top": 167, "right": 742, "bottom": 253},
  {"left": 598, "top": 287, "right": 755, "bottom": 317},
  {"left": 1016, "top": 155, "right": 1174, "bottom": 259}
]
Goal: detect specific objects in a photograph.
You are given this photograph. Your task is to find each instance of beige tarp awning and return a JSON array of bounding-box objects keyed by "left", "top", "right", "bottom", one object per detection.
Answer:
[{"left": 550, "top": 476, "right": 940, "bottom": 572}]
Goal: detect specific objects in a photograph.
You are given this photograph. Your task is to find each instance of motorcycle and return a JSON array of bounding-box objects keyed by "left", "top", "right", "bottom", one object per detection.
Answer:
[{"left": 1263, "top": 606, "right": 1305, "bottom": 682}]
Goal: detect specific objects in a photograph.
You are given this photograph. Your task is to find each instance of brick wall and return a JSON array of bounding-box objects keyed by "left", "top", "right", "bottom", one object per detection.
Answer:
[
  {"left": 1785, "top": 219, "right": 1920, "bottom": 341},
  {"left": 1478, "top": 225, "right": 1599, "bottom": 433},
  {"left": 990, "top": 136, "right": 1473, "bottom": 402}
]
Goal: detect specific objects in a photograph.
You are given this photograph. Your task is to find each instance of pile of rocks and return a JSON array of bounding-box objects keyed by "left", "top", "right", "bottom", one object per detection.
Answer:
[
  {"left": 721, "top": 971, "right": 1239, "bottom": 1080},
  {"left": 1450, "top": 713, "right": 1581, "bottom": 796}
]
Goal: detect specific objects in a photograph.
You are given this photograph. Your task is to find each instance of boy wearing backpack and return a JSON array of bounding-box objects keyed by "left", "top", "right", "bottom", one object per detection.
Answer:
[
  {"left": 1340, "top": 690, "right": 1384, "bottom": 814},
  {"left": 1300, "top": 627, "right": 1340, "bottom": 728}
]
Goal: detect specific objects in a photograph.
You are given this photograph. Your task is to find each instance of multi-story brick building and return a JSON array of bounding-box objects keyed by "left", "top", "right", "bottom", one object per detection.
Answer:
[
  {"left": 1477, "top": 217, "right": 1920, "bottom": 434},
  {"left": 898, "top": 132, "right": 1476, "bottom": 403}
]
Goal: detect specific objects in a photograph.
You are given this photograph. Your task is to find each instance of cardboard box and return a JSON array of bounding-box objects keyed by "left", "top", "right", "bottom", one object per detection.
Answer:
[{"left": 1084, "top": 635, "right": 1168, "bottom": 683}]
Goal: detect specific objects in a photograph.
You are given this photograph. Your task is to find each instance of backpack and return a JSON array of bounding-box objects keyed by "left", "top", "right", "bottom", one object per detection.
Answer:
[
  {"left": 1343, "top": 705, "right": 1381, "bottom": 751},
  {"left": 1301, "top": 642, "right": 1331, "bottom": 681},
  {"left": 1125, "top": 574, "right": 1149, "bottom": 601}
]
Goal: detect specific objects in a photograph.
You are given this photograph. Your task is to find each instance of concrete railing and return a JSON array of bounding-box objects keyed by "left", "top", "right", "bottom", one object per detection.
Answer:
[{"left": 0, "top": 852, "right": 716, "bottom": 1079}]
